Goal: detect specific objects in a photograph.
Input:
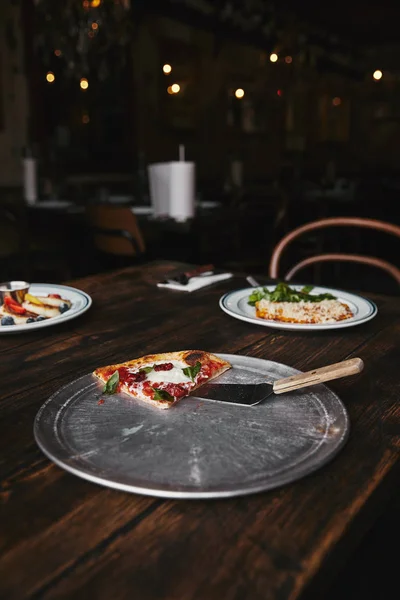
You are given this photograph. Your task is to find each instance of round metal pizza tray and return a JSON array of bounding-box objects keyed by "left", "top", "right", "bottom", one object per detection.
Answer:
[{"left": 34, "top": 354, "right": 349, "bottom": 499}]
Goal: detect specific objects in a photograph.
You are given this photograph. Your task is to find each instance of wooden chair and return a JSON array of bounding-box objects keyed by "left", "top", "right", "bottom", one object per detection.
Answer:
[
  {"left": 86, "top": 204, "right": 146, "bottom": 258},
  {"left": 269, "top": 217, "right": 400, "bottom": 286}
]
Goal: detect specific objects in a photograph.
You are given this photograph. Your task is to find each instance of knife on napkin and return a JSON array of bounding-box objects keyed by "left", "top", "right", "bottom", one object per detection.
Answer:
[
  {"left": 160, "top": 264, "right": 215, "bottom": 285},
  {"left": 196, "top": 358, "right": 364, "bottom": 407}
]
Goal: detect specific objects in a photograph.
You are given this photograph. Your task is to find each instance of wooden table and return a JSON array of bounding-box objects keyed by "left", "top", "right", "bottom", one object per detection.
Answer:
[{"left": 1, "top": 261, "right": 399, "bottom": 600}]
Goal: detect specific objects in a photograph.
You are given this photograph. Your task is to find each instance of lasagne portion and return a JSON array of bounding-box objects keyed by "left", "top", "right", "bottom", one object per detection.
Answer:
[
  {"left": 255, "top": 298, "right": 352, "bottom": 324},
  {"left": 248, "top": 283, "right": 353, "bottom": 325}
]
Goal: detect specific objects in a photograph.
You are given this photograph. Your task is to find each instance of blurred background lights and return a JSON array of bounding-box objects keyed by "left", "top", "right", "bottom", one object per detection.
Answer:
[
  {"left": 270, "top": 53, "right": 278, "bottom": 63},
  {"left": 80, "top": 77, "right": 89, "bottom": 90},
  {"left": 163, "top": 64, "right": 172, "bottom": 74},
  {"left": 46, "top": 71, "right": 55, "bottom": 83},
  {"left": 171, "top": 83, "right": 180, "bottom": 94},
  {"left": 373, "top": 70, "right": 383, "bottom": 80},
  {"left": 285, "top": 56, "right": 292, "bottom": 64},
  {"left": 332, "top": 96, "right": 342, "bottom": 106},
  {"left": 235, "top": 88, "right": 245, "bottom": 99}
]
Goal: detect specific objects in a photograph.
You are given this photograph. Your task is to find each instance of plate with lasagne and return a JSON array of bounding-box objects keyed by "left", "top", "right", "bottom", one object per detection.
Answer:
[
  {"left": 0, "top": 283, "right": 92, "bottom": 333},
  {"left": 219, "top": 283, "right": 377, "bottom": 331}
]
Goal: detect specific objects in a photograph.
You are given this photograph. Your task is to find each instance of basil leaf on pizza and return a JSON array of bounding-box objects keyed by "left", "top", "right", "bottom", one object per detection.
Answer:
[
  {"left": 153, "top": 388, "right": 174, "bottom": 401},
  {"left": 103, "top": 370, "right": 119, "bottom": 394},
  {"left": 182, "top": 361, "right": 201, "bottom": 381}
]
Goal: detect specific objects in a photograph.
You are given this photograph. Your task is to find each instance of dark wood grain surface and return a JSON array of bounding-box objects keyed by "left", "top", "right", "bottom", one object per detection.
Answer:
[{"left": 0, "top": 261, "right": 399, "bottom": 600}]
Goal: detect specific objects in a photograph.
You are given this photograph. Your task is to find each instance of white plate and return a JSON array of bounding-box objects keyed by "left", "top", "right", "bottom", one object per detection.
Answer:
[
  {"left": 198, "top": 201, "right": 220, "bottom": 209},
  {"left": 219, "top": 285, "right": 378, "bottom": 331},
  {"left": 131, "top": 206, "right": 154, "bottom": 215},
  {"left": 0, "top": 284, "right": 92, "bottom": 334},
  {"left": 28, "top": 200, "right": 73, "bottom": 209}
]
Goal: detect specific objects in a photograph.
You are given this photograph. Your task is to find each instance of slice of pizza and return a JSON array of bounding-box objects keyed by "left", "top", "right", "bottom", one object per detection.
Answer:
[{"left": 94, "top": 350, "right": 231, "bottom": 409}]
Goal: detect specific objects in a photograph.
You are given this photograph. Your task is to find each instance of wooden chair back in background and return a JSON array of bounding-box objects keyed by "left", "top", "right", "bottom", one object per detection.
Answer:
[
  {"left": 269, "top": 217, "right": 400, "bottom": 285},
  {"left": 86, "top": 205, "right": 146, "bottom": 257}
]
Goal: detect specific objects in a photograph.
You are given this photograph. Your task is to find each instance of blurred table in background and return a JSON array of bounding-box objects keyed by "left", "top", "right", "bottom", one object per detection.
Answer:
[
  {"left": 4, "top": 175, "right": 397, "bottom": 288},
  {"left": 17, "top": 195, "right": 283, "bottom": 278}
]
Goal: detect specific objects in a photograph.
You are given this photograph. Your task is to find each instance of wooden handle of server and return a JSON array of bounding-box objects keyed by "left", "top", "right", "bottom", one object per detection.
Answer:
[{"left": 273, "top": 358, "right": 364, "bottom": 394}]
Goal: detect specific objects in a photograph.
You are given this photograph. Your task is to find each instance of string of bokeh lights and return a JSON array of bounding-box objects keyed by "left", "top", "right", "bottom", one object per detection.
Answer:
[
  {"left": 43, "top": 1, "right": 386, "bottom": 125},
  {"left": 46, "top": 56, "right": 385, "bottom": 98},
  {"left": 158, "top": 54, "right": 386, "bottom": 109}
]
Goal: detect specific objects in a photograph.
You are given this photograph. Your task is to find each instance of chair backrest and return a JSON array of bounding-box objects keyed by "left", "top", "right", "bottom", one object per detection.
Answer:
[
  {"left": 269, "top": 217, "right": 400, "bottom": 284},
  {"left": 86, "top": 205, "right": 146, "bottom": 257}
]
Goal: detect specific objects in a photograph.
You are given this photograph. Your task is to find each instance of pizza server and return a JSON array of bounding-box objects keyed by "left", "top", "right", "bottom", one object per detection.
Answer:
[{"left": 196, "top": 358, "right": 364, "bottom": 407}]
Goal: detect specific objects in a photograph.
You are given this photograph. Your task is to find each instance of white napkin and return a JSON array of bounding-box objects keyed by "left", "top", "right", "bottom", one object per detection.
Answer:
[{"left": 157, "top": 272, "right": 233, "bottom": 292}]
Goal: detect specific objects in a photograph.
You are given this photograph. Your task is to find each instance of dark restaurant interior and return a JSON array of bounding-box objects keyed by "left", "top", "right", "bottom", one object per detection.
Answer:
[
  {"left": 0, "top": 1, "right": 399, "bottom": 599},
  {"left": 1, "top": 0, "right": 399, "bottom": 293}
]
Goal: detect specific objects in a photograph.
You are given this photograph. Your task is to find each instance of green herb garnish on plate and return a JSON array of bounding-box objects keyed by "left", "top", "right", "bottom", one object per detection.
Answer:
[{"left": 248, "top": 282, "right": 336, "bottom": 306}]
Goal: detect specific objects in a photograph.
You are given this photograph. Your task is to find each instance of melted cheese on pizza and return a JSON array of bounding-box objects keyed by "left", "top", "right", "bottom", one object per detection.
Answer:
[{"left": 131, "top": 360, "right": 192, "bottom": 385}]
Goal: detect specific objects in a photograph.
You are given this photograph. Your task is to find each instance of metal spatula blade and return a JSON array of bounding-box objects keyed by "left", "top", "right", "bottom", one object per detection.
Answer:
[
  {"left": 196, "top": 382, "right": 274, "bottom": 406},
  {"left": 195, "top": 358, "right": 364, "bottom": 407}
]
